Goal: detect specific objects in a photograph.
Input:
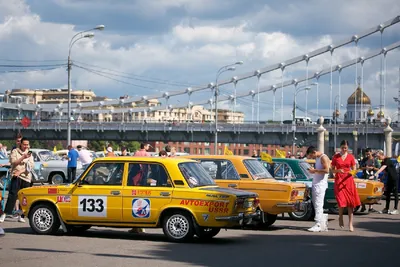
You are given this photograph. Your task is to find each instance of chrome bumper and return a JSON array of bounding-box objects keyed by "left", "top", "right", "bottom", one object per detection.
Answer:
[
  {"left": 215, "top": 211, "right": 260, "bottom": 225},
  {"left": 367, "top": 196, "right": 382, "bottom": 200},
  {"left": 326, "top": 199, "right": 338, "bottom": 204}
]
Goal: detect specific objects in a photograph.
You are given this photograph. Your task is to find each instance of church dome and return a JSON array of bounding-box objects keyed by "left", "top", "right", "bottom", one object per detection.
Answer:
[{"left": 347, "top": 86, "right": 371, "bottom": 105}]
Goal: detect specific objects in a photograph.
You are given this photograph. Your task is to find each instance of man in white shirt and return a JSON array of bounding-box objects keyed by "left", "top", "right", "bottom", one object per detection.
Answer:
[
  {"left": 76, "top": 145, "right": 92, "bottom": 169},
  {"left": 306, "top": 146, "right": 330, "bottom": 232}
]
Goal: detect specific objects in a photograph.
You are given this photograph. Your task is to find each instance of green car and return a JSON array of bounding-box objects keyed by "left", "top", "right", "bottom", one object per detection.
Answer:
[{"left": 260, "top": 158, "right": 337, "bottom": 221}]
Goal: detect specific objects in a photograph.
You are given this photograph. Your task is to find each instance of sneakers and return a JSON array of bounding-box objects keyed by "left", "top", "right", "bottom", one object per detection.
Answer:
[
  {"left": 389, "top": 210, "right": 399, "bottom": 215},
  {"left": 307, "top": 223, "right": 322, "bottom": 232},
  {"left": 368, "top": 208, "right": 378, "bottom": 213},
  {"left": 0, "top": 214, "right": 5, "bottom": 223},
  {"left": 17, "top": 216, "right": 26, "bottom": 223},
  {"left": 0, "top": 213, "right": 26, "bottom": 223},
  {"left": 380, "top": 208, "right": 389, "bottom": 214},
  {"left": 128, "top": 228, "right": 146, "bottom": 234}
]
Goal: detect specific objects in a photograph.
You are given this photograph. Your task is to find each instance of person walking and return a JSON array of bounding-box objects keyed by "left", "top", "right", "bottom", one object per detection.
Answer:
[
  {"left": 359, "top": 148, "right": 380, "bottom": 213},
  {"left": 0, "top": 137, "right": 34, "bottom": 223},
  {"left": 374, "top": 150, "right": 399, "bottom": 215},
  {"left": 331, "top": 140, "right": 361, "bottom": 232},
  {"left": 66, "top": 145, "right": 79, "bottom": 183},
  {"left": 305, "top": 146, "right": 330, "bottom": 232},
  {"left": 76, "top": 145, "right": 92, "bottom": 170}
]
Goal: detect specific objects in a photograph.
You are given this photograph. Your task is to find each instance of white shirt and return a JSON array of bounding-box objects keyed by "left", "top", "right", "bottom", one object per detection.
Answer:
[
  {"left": 78, "top": 149, "right": 92, "bottom": 165},
  {"left": 313, "top": 154, "right": 328, "bottom": 186}
]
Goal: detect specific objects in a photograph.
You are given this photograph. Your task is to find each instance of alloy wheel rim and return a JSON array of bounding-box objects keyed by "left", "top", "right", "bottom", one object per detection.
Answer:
[
  {"left": 52, "top": 175, "right": 63, "bottom": 184},
  {"left": 167, "top": 215, "right": 189, "bottom": 239},
  {"left": 33, "top": 208, "right": 54, "bottom": 232}
]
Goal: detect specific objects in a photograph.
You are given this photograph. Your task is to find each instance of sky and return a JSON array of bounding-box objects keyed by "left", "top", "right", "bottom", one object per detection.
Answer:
[{"left": 0, "top": 0, "right": 399, "bottom": 122}]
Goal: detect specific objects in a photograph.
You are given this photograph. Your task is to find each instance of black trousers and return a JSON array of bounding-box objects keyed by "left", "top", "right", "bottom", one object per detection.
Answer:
[
  {"left": 67, "top": 167, "right": 77, "bottom": 183},
  {"left": 385, "top": 179, "right": 399, "bottom": 210},
  {"left": 4, "top": 177, "right": 31, "bottom": 215}
]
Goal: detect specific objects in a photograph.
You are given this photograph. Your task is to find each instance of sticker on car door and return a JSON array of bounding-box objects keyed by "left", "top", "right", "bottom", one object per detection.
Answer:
[{"left": 78, "top": 196, "right": 107, "bottom": 217}]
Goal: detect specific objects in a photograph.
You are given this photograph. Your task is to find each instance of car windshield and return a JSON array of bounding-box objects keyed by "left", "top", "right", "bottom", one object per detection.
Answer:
[
  {"left": 178, "top": 162, "right": 216, "bottom": 187},
  {"left": 299, "top": 161, "right": 314, "bottom": 180},
  {"left": 38, "top": 151, "right": 53, "bottom": 161},
  {"left": 243, "top": 159, "right": 273, "bottom": 180}
]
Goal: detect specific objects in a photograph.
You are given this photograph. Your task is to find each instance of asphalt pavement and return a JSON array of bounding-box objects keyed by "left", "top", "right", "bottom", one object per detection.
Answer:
[{"left": 0, "top": 202, "right": 399, "bottom": 267}]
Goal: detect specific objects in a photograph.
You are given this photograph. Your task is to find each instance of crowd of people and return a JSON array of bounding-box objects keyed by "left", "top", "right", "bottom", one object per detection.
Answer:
[{"left": 305, "top": 139, "right": 399, "bottom": 233}]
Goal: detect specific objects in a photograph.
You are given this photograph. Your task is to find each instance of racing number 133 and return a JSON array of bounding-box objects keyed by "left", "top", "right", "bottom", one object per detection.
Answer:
[{"left": 78, "top": 196, "right": 107, "bottom": 217}]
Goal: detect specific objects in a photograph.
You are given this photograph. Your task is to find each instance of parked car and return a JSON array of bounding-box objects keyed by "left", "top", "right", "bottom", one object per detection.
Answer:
[
  {"left": 183, "top": 155, "right": 307, "bottom": 227},
  {"left": 30, "top": 149, "right": 82, "bottom": 184},
  {"left": 261, "top": 158, "right": 336, "bottom": 221},
  {"left": 18, "top": 157, "right": 260, "bottom": 242}
]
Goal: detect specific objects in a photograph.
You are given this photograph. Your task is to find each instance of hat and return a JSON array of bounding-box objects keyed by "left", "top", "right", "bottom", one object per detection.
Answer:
[
  {"left": 77, "top": 145, "right": 82, "bottom": 149},
  {"left": 107, "top": 147, "right": 113, "bottom": 153}
]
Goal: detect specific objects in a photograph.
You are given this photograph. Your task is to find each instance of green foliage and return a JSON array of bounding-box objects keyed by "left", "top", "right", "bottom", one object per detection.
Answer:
[{"left": 55, "top": 142, "right": 64, "bottom": 151}]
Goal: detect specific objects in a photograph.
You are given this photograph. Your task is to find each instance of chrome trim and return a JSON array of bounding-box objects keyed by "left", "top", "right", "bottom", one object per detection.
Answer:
[
  {"left": 243, "top": 188, "right": 288, "bottom": 192},
  {"left": 276, "top": 202, "right": 295, "bottom": 208},
  {"left": 367, "top": 196, "right": 382, "bottom": 200},
  {"left": 326, "top": 199, "right": 338, "bottom": 203},
  {"left": 215, "top": 212, "right": 259, "bottom": 223}
]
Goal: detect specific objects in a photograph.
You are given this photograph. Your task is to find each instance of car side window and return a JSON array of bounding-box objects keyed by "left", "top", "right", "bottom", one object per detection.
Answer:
[
  {"left": 127, "top": 163, "right": 171, "bottom": 187},
  {"left": 81, "top": 162, "right": 124, "bottom": 186},
  {"left": 274, "top": 163, "right": 294, "bottom": 179},
  {"left": 198, "top": 160, "right": 240, "bottom": 180}
]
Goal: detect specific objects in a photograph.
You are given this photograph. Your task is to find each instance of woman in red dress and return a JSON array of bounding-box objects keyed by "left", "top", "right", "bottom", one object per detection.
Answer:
[{"left": 331, "top": 140, "right": 361, "bottom": 232}]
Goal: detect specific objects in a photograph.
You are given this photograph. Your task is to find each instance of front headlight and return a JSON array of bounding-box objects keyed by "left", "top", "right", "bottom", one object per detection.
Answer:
[{"left": 42, "top": 163, "right": 48, "bottom": 168}]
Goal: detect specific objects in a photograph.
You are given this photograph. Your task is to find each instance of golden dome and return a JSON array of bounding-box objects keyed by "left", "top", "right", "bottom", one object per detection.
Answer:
[
  {"left": 367, "top": 108, "right": 374, "bottom": 117},
  {"left": 377, "top": 110, "right": 384, "bottom": 119},
  {"left": 347, "top": 86, "right": 371, "bottom": 105}
]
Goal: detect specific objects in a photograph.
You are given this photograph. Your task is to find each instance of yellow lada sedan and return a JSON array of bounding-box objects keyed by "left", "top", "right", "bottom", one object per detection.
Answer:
[
  {"left": 183, "top": 155, "right": 307, "bottom": 227},
  {"left": 18, "top": 157, "right": 260, "bottom": 242}
]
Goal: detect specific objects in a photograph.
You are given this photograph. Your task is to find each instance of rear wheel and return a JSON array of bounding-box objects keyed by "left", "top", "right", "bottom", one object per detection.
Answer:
[
  {"left": 195, "top": 228, "right": 221, "bottom": 240},
  {"left": 29, "top": 204, "right": 60, "bottom": 235},
  {"left": 162, "top": 211, "right": 194, "bottom": 242},
  {"left": 288, "top": 202, "right": 315, "bottom": 221}
]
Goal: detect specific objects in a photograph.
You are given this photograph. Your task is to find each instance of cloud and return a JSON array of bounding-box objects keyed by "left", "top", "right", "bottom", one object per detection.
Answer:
[{"left": 0, "top": 0, "right": 399, "bottom": 122}]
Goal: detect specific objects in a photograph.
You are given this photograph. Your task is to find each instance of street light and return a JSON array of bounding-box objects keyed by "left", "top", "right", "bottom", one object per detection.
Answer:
[
  {"left": 292, "top": 82, "right": 313, "bottom": 154},
  {"left": 366, "top": 108, "right": 374, "bottom": 147},
  {"left": 333, "top": 95, "right": 341, "bottom": 153},
  {"left": 67, "top": 25, "right": 104, "bottom": 145},
  {"left": 214, "top": 61, "right": 243, "bottom": 154}
]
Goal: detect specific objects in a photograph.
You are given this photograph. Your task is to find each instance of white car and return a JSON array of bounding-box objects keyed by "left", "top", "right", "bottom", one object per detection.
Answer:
[{"left": 30, "top": 149, "right": 82, "bottom": 184}]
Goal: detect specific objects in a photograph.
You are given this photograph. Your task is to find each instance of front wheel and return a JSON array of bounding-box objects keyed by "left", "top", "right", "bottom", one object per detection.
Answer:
[
  {"left": 195, "top": 228, "right": 221, "bottom": 240},
  {"left": 29, "top": 204, "right": 60, "bottom": 235},
  {"left": 162, "top": 211, "right": 194, "bottom": 242},
  {"left": 49, "top": 173, "right": 64, "bottom": 185},
  {"left": 263, "top": 213, "right": 278, "bottom": 227}
]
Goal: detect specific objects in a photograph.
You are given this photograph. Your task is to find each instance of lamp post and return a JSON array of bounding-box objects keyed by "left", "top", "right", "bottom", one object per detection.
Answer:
[
  {"left": 292, "top": 82, "right": 313, "bottom": 154},
  {"left": 333, "top": 95, "right": 341, "bottom": 153},
  {"left": 67, "top": 24, "right": 104, "bottom": 145},
  {"left": 214, "top": 61, "right": 243, "bottom": 155},
  {"left": 366, "top": 108, "right": 374, "bottom": 147}
]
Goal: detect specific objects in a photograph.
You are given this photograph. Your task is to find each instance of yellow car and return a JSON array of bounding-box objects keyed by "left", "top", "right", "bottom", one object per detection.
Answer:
[
  {"left": 18, "top": 157, "right": 260, "bottom": 242},
  {"left": 183, "top": 155, "right": 307, "bottom": 227},
  {"left": 353, "top": 178, "right": 384, "bottom": 205}
]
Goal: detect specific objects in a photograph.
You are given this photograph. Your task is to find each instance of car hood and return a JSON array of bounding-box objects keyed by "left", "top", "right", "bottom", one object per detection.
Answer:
[
  {"left": 251, "top": 178, "right": 306, "bottom": 189},
  {"left": 19, "top": 184, "right": 74, "bottom": 195},
  {"left": 200, "top": 186, "right": 258, "bottom": 198}
]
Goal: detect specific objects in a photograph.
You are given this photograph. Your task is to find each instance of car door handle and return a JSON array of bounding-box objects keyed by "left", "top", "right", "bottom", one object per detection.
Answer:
[
  {"left": 110, "top": 191, "right": 121, "bottom": 195},
  {"left": 228, "top": 184, "right": 238, "bottom": 188},
  {"left": 160, "top": 192, "right": 171, "bottom": 196}
]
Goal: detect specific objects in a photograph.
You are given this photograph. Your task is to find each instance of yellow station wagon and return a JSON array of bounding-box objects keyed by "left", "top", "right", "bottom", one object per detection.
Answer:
[
  {"left": 18, "top": 157, "right": 260, "bottom": 242},
  {"left": 183, "top": 155, "right": 307, "bottom": 227}
]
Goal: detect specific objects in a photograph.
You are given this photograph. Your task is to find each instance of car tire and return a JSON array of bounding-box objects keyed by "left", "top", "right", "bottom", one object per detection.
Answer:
[
  {"left": 195, "top": 228, "right": 221, "bottom": 240},
  {"left": 162, "top": 211, "right": 194, "bottom": 242},
  {"left": 263, "top": 213, "right": 278, "bottom": 227},
  {"left": 49, "top": 173, "right": 65, "bottom": 185},
  {"left": 29, "top": 204, "right": 61, "bottom": 235},
  {"left": 288, "top": 202, "right": 315, "bottom": 221}
]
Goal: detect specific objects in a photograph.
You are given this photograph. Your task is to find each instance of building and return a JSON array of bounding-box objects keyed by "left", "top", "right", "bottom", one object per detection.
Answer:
[{"left": 344, "top": 84, "right": 375, "bottom": 123}]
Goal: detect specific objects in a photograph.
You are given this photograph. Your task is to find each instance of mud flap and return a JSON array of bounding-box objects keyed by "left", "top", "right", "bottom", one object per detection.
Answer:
[{"left": 56, "top": 208, "right": 68, "bottom": 233}]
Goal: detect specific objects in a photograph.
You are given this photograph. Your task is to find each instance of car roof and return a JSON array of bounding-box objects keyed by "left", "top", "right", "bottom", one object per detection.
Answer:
[
  {"left": 92, "top": 156, "right": 197, "bottom": 164},
  {"left": 183, "top": 155, "right": 254, "bottom": 160}
]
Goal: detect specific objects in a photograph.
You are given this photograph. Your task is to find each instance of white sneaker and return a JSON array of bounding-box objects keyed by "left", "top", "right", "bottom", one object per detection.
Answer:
[
  {"left": 307, "top": 223, "right": 322, "bottom": 232},
  {"left": 0, "top": 214, "right": 5, "bottom": 223},
  {"left": 389, "top": 210, "right": 399, "bottom": 215},
  {"left": 17, "top": 216, "right": 26, "bottom": 223},
  {"left": 321, "top": 214, "right": 329, "bottom": 232}
]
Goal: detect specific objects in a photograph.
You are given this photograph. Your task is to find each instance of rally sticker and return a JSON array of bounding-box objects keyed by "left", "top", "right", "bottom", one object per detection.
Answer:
[
  {"left": 57, "top": 195, "right": 71, "bottom": 203},
  {"left": 357, "top": 183, "right": 367, "bottom": 189},
  {"left": 202, "top": 214, "right": 209, "bottom": 222},
  {"left": 132, "top": 198, "right": 151, "bottom": 218}
]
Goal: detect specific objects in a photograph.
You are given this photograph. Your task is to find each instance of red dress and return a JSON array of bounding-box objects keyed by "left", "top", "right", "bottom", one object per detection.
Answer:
[{"left": 331, "top": 153, "right": 361, "bottom": 208}]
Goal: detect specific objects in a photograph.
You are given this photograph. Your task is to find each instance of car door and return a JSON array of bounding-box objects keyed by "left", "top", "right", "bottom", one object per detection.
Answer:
[
  {"left": 68, "top": 162, "right": 124, "bottom": 223},
  {"left": 198, "top": 159, "right": 241, "bottom": 189},
  {"left": 121, "top": 162, "right": 173, "bottom": 225}
]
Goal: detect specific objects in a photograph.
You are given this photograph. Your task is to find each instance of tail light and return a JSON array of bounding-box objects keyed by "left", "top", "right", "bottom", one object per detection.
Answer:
[
  {"left": 235, "top": 198, "right": 244, "bottom": 209},
  {"left": 291, "top": 190, "right": 299, "bottom": 200},
  {"left": 235, "top": 197, "right": 258, "bottom": 209}
]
